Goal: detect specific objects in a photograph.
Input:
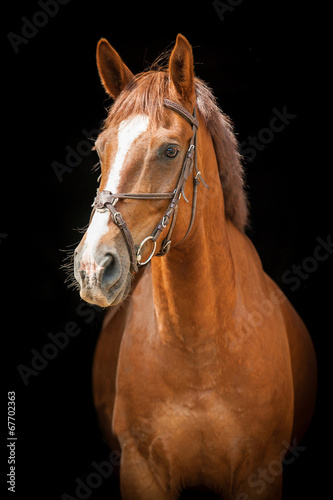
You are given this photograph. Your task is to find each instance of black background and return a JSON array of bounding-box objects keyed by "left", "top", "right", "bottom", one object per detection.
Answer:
[{"left": 3, "top": 1, "right": 330, "bottom": 499}]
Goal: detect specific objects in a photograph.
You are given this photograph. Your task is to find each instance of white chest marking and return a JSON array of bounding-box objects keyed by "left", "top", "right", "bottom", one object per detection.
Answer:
[{"left": 84, "top": 114, "right": 149, "bottom": 256}]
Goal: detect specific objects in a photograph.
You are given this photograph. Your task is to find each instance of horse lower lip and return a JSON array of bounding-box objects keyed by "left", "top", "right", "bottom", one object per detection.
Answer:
[
  {"left": 107, "top": 287, "right": 123, "bottom": 305},
  {"left": 106, "top": 274, "right": 132, "bottom": 305},
  {"left": 80, "top": 285, "right": 121, "bottom": 307},
  {"left": 78, "top": 268, "right": 129, "bottom": 306},
  {"left": 80, "top": 288, "right": 110, "bottom": 307}
]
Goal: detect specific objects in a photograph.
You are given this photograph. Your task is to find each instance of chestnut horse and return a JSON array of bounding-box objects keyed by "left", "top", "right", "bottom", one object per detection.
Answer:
[{"left": 73, "top": 35, "right": 317, "bottom": 499}]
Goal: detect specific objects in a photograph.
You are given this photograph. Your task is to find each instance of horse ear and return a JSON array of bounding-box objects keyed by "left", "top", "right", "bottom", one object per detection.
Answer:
[
  {"left": 169, "top": 34, "right": 195, "bottom": 105},
  {"left": 96, "top": 38, "right": 134, "bottom": 99}
]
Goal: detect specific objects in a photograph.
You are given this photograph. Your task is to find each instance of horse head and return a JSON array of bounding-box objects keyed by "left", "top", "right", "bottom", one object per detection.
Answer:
[{"left": 74, "top": 35, "right": 200, "bottom": 307}]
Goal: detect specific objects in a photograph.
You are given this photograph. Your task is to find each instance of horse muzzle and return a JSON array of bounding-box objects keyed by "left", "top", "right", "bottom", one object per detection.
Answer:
[{"left": 74, "top": 243, "right": 130, "bottom": 307}]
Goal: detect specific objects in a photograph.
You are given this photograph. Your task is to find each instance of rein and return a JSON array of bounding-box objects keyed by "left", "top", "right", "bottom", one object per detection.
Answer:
[{"left": 91, "top": 99, "right": 208, "bottom": 273}]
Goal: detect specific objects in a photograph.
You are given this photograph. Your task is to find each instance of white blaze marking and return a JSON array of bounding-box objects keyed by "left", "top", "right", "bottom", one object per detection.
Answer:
[
  {"left": 105, "top": 114, "right": 149, "bottom": 192},
  {"left": 83, "top": 114, "right": 149, "bottom": 258}
]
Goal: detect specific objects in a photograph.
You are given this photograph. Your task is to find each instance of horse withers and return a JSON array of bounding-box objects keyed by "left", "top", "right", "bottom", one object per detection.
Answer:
[{"left": 73, "top": 34, "right": 317, "bottom": 499}]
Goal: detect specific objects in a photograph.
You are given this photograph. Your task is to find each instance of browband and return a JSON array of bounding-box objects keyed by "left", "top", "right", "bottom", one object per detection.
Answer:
[{"left": 163, "top": 99, "right": 199, "bottom": 129}]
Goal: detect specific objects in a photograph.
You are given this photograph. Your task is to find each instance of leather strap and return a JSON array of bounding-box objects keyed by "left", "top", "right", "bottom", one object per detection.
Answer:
[
  {"left": 104, "top": 192, "right": 174, "bottom": 201},
  {"left": 93, "top": 190, "right": 139, "bottom": 273},
  {"left": 163, "top": 99, "right": 199, "bottom": 129}
]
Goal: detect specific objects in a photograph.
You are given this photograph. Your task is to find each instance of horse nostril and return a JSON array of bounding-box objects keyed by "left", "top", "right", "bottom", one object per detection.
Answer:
[
  {"left": 105, "top": 253, "right": 114, "bottom": 265},
  {"left": 100, "top": 252, "right": 120, "bottom": 287}
]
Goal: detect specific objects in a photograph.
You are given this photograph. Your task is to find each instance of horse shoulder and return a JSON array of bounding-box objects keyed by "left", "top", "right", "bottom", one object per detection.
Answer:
[
  {"left": 227, "top": 222, "right": 317, "bottom": 441},
  {"left": 273, "top": 280, "right": 317, "bottom": 442}
]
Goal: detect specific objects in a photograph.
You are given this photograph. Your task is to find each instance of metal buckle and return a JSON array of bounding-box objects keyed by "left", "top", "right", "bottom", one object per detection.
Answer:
[
  {"left": 186, "top": 144, "right": 195, "bottom": 157},
  {"left": 161, "top": 215, "right": 169, "bottom": 228},
  {"left": 113, "top": 212, "right": 123, "bottom": 225},
  {"left": 137, "top": 236, "right": 157, "bottom": 266},
  {"left": 194, "top": 169, "right": 209, "bottom": 189},
  {"left": 160, "top": 239, "right": 171, "bottom": 255}
]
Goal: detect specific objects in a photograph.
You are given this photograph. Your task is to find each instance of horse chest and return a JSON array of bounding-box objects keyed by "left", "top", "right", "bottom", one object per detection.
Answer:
[
  {"left": 113, "top": 292, "right": 294, "bottom": 490},
  {"left": 115, "top": 385, "right": 247, "bottom": 491},
  {"left": 116, "top": 326, "right": 261, "bottom": 453}
]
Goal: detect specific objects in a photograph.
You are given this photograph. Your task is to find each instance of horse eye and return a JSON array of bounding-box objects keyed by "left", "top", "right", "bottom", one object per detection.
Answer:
[{"left": 165, "top": 146, "right": 179, "bottom": 158}]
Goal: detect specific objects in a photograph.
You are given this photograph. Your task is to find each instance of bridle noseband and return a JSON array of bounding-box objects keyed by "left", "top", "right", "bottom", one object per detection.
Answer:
[{"left": 91, "top": 99, "right": 208, "bottom": 273}]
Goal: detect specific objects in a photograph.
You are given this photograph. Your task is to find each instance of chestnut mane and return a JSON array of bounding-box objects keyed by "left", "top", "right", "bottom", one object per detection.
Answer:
[{"left": 103, "top": 71, "right": 249, "bottom": 232}]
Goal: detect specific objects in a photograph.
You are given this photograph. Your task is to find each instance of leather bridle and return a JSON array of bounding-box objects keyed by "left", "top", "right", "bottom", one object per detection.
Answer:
[{"left": 91, "top": 99, "right": 208, "bottom": 273}]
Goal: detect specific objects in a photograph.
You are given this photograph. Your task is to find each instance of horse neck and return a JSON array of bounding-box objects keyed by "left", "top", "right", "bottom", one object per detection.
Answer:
[{"left": 151, "top": 123, "right": 236, "bottom": 349}]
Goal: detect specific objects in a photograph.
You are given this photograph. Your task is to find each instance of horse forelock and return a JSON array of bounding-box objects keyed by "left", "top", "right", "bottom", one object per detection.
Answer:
[{"left": 102, "top": 72, "right": 249, "bottom": 232}]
